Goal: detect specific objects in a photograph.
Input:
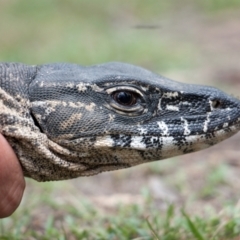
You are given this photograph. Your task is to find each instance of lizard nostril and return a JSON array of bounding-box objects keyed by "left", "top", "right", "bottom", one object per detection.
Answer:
[{"left": 211, "top": 99, "right": 222, "bottom": 109}]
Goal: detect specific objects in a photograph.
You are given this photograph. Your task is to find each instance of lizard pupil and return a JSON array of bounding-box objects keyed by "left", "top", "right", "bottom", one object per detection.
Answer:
[{"left": 113, "top": 91, "right": 136, "bottom": 106}]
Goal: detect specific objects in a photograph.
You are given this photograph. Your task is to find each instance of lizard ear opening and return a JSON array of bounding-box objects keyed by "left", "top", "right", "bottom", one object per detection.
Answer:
[
  {"left": 30, "top": 111, "right": 44, "bottom": 133},
  {"left": 30, "top": 101, "right": 52, "bottom": 134}
]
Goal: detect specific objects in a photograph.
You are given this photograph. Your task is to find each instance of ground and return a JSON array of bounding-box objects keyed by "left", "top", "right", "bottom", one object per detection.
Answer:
[{"left": 1, "top": 1, "right": 240, "bottom": 239}]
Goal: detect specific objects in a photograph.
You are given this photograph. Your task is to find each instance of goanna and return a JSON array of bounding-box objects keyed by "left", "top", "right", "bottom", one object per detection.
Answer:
[{"left": 0, "top": 62, "right": 239, "bottom": 181}]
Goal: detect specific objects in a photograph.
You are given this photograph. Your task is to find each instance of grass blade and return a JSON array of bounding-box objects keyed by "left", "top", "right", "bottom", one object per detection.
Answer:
[
  {"left": 181, "top": 209, "right": 205, "bottom": 240},
  {"left": 146, "top": 217, "right": 161, "bottom": 240}
]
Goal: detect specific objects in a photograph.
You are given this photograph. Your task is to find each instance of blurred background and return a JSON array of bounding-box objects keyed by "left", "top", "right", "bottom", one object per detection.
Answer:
[{"left": 1, "top": 0, "right": 240, "bottom": 239}]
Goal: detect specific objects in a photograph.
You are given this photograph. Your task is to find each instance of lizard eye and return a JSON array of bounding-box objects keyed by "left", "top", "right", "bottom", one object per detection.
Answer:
[
  {"left": 105, "top": 86, "right": 146, "bottom": 116},
  {"left": 112, "top": 91, "right": 137, "bottom": 106}
]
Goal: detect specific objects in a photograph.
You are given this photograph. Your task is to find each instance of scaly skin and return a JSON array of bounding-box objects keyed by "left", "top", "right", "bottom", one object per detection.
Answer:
[{"left": 0, "top": 62, "right": 239, "bottom": 181}]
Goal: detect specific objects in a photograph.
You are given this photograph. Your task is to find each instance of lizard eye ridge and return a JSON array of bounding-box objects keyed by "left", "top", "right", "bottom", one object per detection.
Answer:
[{"left": 112, "top": 91, "right": 137, "bottom": 106}]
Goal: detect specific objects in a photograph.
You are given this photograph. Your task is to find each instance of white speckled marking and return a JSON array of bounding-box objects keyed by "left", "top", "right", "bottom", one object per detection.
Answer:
[
  {"left": 166, "top": 105, "right": 179, "bottom": 111},
  {"left": 66, "top": 83, "right": 75, "bottom": 88},
  {"left": 157, "top": 98, "right": 162, "bottom": 110},
  {"left": 94, "top": 136, "right": 114, "bottom": 148},
  {"left": 209, "top": 100, "right": 214, "bottom": 111},
  {"left": 157, "top": 121, "right": 169, "bottom": 136},
  {"left": 91, "top": 84, "right": 103, "bottom": 92},
  {"left": 130, "top": 136, "right": 147, "bottom": 149},
  {"left": 181, "top": 117, "right": 191, "bottom": 135},
  {"left": 85, "top": 103, "right": 96, "bottom": 112},
  {"left": 76, "top": 82, "right": 88, "bottom": 92},
  {"left": 163, "top": 92, "right": 179, "bottom": 98},
  {"left": 138, "top": 127, "right": 148, "bottom": 135},
  {"left": 223, "top": 122, "right": 228, "bottom": 128},
  {"left": 203, "top": 112, "right": 211, "bottom": 133},
  {"left": 180, "top": 101, "right": 191, "bottom": 106},
  {"left": 109, "top": 114, "right": 115, "bottom": 122}
]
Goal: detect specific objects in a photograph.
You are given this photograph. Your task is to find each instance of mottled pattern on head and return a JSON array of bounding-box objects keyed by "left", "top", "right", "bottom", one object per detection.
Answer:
[{"left": 0, "top": 62, "right": 239, "bottom": 181}]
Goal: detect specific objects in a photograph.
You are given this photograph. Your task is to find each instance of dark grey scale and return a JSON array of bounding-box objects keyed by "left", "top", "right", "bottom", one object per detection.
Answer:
[
  {"left": 57, "top": 136, "right": 98, "bottom": 153},
  {"left": 172, "top": 135, "right": 188, "bottom": 149},
  {"left": 141, "top": 136, "right": 163, "bottom": 149},
  {"left": 111, "top": 134, "right": 132, "bottom": 148},
  {"left": 137, "top": 148, "right": 163, "bottom": 162},
  {"left": 204, "top": 132, "right": 216, "bottom": 141},
  {"left": 223, "top": 128, "right": 232, "bottom": 133},
  {"left": 168, "top": 121, "right": 186, "bottom": 137},
  {"left": 5, "top": 126, "right": 18, "bottom": 133},
  {"left": 1, "top": 63, "right": 36, "bottom": 99}
]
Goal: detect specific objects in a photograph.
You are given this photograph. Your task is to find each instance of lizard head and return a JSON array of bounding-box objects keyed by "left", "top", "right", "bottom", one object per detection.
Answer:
[{"left": 27, "top": 62, "right": 240, "bottom": 180}]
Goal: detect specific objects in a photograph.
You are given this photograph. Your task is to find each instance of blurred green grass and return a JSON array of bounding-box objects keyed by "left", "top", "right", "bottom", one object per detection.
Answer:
[
  {"left": 0, "top": 0, "right": 205, "bottom": 70},
  {"left": 1, "top": 0, "right": 239, "bottom": 71}
]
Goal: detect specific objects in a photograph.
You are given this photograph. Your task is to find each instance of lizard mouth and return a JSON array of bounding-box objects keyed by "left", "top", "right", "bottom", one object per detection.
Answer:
[{"left": 56, "top": 121, "right": 239, "bottom": 155}]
